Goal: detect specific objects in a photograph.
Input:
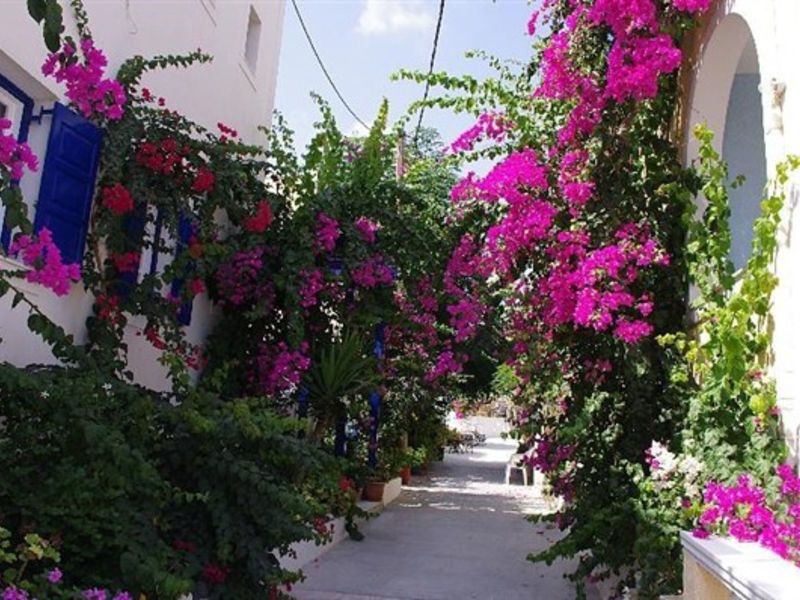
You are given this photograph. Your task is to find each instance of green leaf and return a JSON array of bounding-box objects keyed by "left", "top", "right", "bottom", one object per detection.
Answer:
[
  {"left": 11, "top": 292, "right": 24, "bottom": 309},
  {"left": 43, "top": 1, "right": 64, "bottom": 53},
  {"left": 27, "top": 0, "right": 47, "bottom": 22}
]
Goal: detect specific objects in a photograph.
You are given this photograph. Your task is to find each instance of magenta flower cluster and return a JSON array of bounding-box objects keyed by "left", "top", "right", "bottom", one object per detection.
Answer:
[
  {"left": 354, "top": 217, "right": 381, "bottom": 244},
  {"left": 0, "top": 119, "right": 38, "bottom": 180},
  {"left": 215, "top": 248, "right": 266, "bottom": 306},
  {"left": 251, "top": 341, "right": 311, "bottom": 395},
  {"left": 351, "top": 254, "right": 394, "bottom": 289},
  {"left": 299, "top": 268, "right": 325, "bottom": 308},
  {"left": 82, "top": 590, "right": 132, "bottom": 600},
  {"left": 315, "top": 212, "right": 341, "bottom": 252},
  {"left": 694, "top": 465, "right": 800, "bottom": 564},
  {"left": 42, "top": 38, "right": 126, "bottom": 120},
  {"left": 441, "top": 0, "right": 712, "bottom": 357},
  {"left": 9, "top": 228, "right": 81, "bottom": 296},
  {"left": 0, "top": 583, "right": 131, "bottom": 600},
  {"left": 672, "top": 0, "right": 713, "bottom": 12},
  {"left": 449, "top": 112, "right": 512, "bottom": 154},
  {"left": 424, "top": 349, "right": 467, "bottom": 383}
]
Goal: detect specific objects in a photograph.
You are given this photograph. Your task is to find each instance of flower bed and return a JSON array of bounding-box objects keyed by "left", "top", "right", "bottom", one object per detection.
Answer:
[
  {"left": 681, "top": 531, "right": 800, "bottom": 600},
  {"left": 694, "top": 465, "right": 800, "bottom": 563}
]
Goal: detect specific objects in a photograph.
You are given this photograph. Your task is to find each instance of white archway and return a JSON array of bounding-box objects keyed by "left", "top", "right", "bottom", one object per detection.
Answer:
[{"left": 686, "top": 13, "right": 768, "bottom": 270}]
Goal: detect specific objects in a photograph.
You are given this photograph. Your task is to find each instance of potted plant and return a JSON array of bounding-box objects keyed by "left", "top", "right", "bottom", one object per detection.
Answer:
[
  {"left": 362, "top": 463, "right": 393, "bottom": 501},
  {"left": 399, "top": 461, "right": 412, "bottom": 485},
  {"left": 362, "top": 447, "right": 404, "bottom": 501}
]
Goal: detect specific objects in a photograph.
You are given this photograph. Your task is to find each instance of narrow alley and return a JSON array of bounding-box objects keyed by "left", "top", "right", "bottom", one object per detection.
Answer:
[{"left": 293, "top": 418, "right": 577, "bottom": 600}]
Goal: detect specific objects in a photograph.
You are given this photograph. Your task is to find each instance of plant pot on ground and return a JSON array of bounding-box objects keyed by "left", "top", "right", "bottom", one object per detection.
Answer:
[
  {"left": 362, "top": 480, "right": 386, "bottom": 502},
  {"left": 399, "top": 465, "right": 411, "bottom": 485}
]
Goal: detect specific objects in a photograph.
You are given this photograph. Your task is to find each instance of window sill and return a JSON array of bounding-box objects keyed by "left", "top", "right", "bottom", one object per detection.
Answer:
[
  {"left": 0, "top": 255, "right": 40, "bottom": 298},
  {"left": 0, "top": 255, "right": 30, "bottom": 272}
]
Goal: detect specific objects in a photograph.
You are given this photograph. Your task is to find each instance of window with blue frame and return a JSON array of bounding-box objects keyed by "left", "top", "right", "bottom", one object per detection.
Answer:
[
  {"left": 0, "top": 72, "right": 35, "bottom": 251},
  {"left": 0, "top": 81, "right": 27, "bottom": 137},
  {"left": 2, "top": 71, "right": 196, "bottom": 324},
  {"left": 2, "top": 69, "right": 103, "bottom": 264}
]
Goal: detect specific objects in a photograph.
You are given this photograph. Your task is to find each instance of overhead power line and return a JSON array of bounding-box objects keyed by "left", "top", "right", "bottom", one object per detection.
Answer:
[
  {"left": 413, "top": 0, "right": 446, "bottom": 146},
  {"left": 290, "top": 0, "right": 369, "bottom": 130}
]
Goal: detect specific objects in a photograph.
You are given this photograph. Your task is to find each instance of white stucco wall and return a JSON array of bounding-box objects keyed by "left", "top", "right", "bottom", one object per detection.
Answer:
[
  {"left": 685, "top": 0, "right": 800, "bottom": 457},
  {"left": 0, "top": 0, "right": 285, "bottom": 389}
]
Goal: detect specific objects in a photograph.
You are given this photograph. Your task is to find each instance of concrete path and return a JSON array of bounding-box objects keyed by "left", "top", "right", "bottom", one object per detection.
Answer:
[{"left": 292, "top": 417, "right": 577, "bottom": 600}]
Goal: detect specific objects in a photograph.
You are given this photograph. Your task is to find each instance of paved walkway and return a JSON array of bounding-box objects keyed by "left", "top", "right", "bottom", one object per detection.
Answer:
[{"left": 292, "top": 417, "right": 577, "bottom": 600}]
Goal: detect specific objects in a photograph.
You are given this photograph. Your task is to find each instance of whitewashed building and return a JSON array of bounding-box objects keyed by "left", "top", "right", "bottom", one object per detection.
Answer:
[
  {"left": 0, "top": 0, "right": 285, "bottom": 389},
  {"left": 682, "top": 0, "right": 800, "bottom": 457}
]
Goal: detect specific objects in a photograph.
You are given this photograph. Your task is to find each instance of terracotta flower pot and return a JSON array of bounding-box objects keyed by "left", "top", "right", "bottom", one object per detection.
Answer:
[
  {"left": 400, "top": 465, "right": 411, "bottom": 485},
  {"left": 362, "top": 480, "right": 386, "bottom": 502}
]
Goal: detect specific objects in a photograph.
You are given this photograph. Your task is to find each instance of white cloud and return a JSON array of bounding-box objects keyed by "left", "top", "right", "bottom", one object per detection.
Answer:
[
  {"left": 348, "top": 121, "right": 372, "bottom": 137},
  {"left": 356, "top": 0, "right": 434, "bottom": 35}
]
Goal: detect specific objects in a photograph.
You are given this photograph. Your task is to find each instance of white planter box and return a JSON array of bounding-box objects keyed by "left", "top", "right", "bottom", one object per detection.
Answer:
[
  {"left": 278, "top": 500, "right": 382, "bottom": 571},
  {"left": 681, "top": 531, "right": 800, "bottom": 599},
  {"left": 382, "top": 476, "right": 403, "bottom": 506}
]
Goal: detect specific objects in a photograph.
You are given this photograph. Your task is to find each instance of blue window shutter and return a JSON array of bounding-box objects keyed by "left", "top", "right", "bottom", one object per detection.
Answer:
[
  {"left": 33, "top": 103, "right": 103, "bottom": 264},
  {"left": 170, "top": 216, "right": 194, "bottom": 326}
]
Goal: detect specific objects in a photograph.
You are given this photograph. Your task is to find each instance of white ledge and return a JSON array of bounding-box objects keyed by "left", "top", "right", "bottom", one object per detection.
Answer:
[{"left": 681, "top": 531, "right": 800, "bottom": 599}]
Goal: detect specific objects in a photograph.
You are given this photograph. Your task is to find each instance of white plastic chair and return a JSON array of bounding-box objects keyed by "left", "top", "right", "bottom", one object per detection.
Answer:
[{"left": 505, "top": 448, "right": 535, "bottom": 485}]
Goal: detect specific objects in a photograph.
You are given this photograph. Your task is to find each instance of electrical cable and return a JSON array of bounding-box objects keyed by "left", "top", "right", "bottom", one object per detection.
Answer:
[
  {"left": 413, "top": 0, "right": 446, "bottom": 146},
  {"left": 290, "top": 0, "right": 369, "bottom": 130}
]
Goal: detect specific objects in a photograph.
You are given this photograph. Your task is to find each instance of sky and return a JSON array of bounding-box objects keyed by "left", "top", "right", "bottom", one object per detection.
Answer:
[{"left": 274, "top": 0, "right": 535, "bottom": 154}]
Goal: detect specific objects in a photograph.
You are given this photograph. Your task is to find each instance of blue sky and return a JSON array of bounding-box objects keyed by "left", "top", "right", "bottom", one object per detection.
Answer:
[{"left": 275, "top": 0, "right": 535, "bottom": 153}]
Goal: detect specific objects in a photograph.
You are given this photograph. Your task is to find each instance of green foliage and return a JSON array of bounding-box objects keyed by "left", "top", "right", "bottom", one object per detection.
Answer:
[
  {"left": 678, "top": 128, "right": 798, "bottom": 479},
  {"left": 1, "top": 525, "right": 61, "bottom": 596},
  {"left": 492, "top": 363, "right": 520, "bottom": 398},
  {"left": 630, "top": 131, "right": 799, "bottom": 594},
  {"left": 303, "top": 331, "right": 379, "bottom": 440},
  {"left": 396, "top": 8, "right": 700, "bottom": 599},
  {"left": 1, "top": 3, "right": 463, "bottom": 598},
  {"left": 26, "top": 0, "right": 64, "bottom": 52},
  {"left": 116, "top": 50, "right": 213, "bottom": 88},
  {"left": 0, "top": 364, "right": 356, "bottom": 598}
]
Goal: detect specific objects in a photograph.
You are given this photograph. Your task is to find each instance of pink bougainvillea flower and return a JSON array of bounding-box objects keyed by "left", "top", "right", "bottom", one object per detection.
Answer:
[
  {"left": 2, "top": 586, "right": 29, "bottom": 600},
  {"left": 42, "top": 38, "right": 126, "bottom": 121},
  {"left": 250, "top": 341, "right": 310, "bottom": 396},
  {"left": 0, "top": 119, "right": 38, "bottom": 180},
  {"left": 298, "top": 268, "right": 325, "bottom": 308},
  {"left": 672, "top": 0, "right": 713, "bottom": 12},
  {"left": 315, "top": 212, "right": 341, "bottom": 252},
  {"left": 10, "top": 228, "right": 81, "bottom": 296},
  {"left": 47, "top": 568, "right": 63, "bottom": 584},
  {"left": 354, "top": 217, "right": 381, "bottom": 243},
  {"left": 351, "top": 255, "right": 394, "bottom": 288}
]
